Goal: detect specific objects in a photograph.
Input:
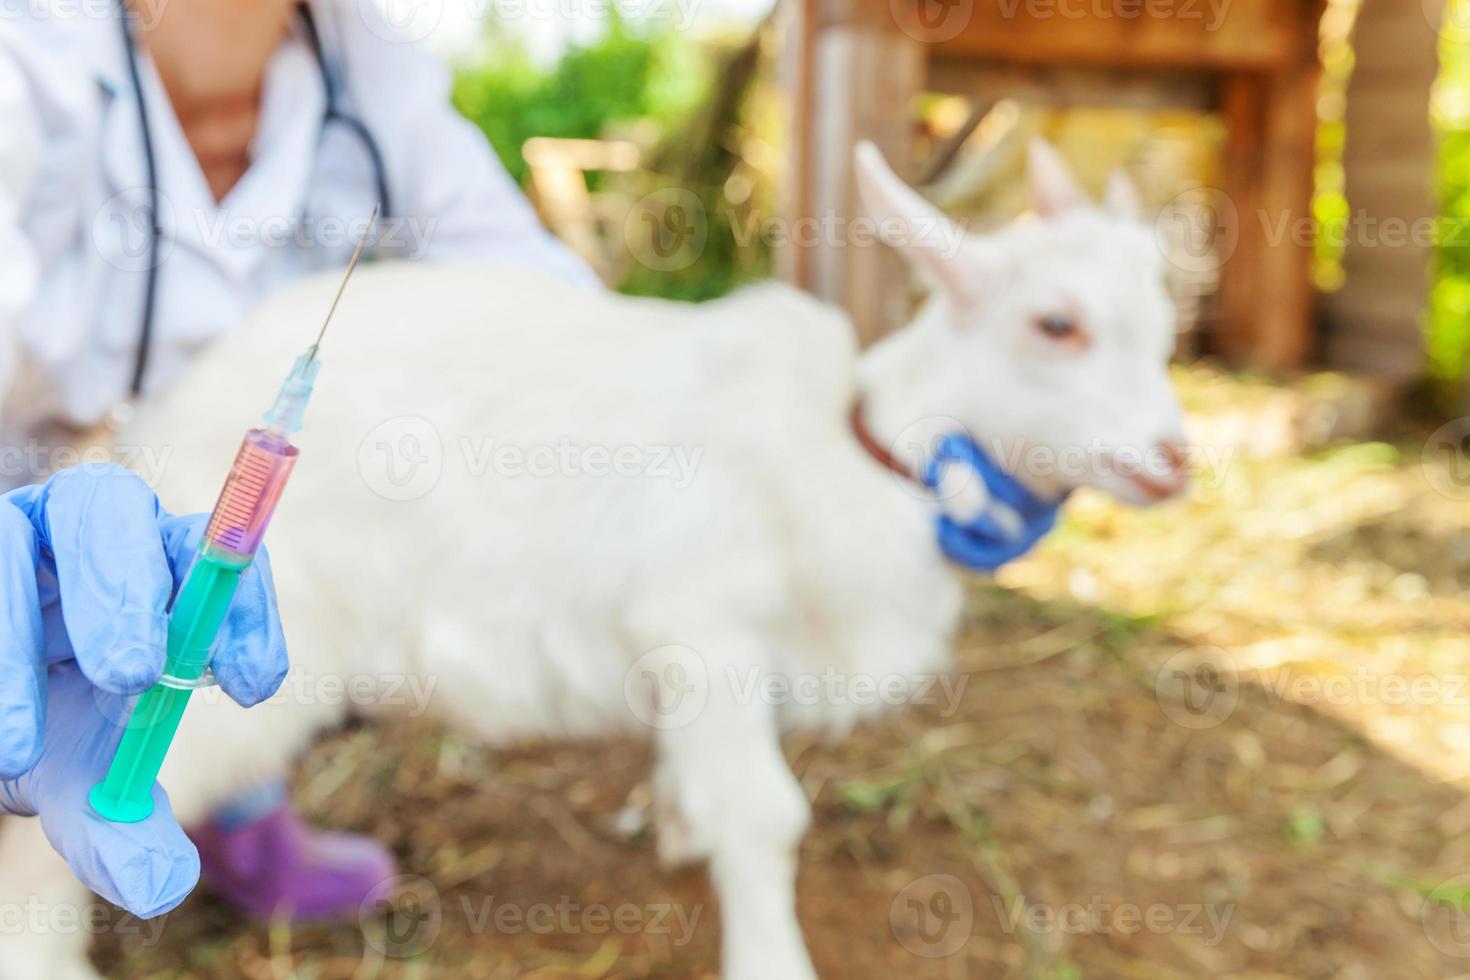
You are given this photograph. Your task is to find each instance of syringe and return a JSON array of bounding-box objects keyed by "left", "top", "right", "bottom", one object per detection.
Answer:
[{"left": 89, "top": 212, "right": 375, "bottom": 823}]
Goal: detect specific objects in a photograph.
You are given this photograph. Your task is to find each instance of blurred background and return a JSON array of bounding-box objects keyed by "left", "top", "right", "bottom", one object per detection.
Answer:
[{"left": 94, "top": 0, "right": 1470, "bottom": 976}]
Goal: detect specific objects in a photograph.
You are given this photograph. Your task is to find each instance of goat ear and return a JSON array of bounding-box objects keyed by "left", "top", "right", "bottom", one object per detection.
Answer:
[
  {"left": 1027, "top": 138, "right": 1085, "bottom": 220},
  {"left": 1105, "top": 169, "right": 1142, "bottom": 219},
  {"left": 853, "top": 141, "right": 979, "bottom": 305}
]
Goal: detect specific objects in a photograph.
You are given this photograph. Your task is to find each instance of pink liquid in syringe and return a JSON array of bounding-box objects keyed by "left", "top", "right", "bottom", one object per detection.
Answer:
[{"left": 203, "top": 428, "right": 299, "bottom": 557}]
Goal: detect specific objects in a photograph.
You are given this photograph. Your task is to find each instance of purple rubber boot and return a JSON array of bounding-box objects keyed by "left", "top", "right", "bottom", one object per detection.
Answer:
[{"left": 189, "top": 782, "right": 398, "bottom": 922}]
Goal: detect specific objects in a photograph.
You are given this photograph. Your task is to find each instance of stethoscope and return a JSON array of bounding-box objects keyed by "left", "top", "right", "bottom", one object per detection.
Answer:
[{"left": 116, "top": 0, "right": 391, "bottom": 397}]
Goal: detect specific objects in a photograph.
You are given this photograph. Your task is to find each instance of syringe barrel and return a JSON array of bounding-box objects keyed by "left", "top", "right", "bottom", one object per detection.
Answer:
[
  {"left": 89, "top": 428, "right": 298, "bottom": 824},
  {"left": 204, "top": 428, "right": 299, "bottom": 558}
]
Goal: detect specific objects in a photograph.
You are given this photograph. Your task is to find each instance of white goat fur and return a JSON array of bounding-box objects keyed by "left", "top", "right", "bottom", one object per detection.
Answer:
[{"left": 0, "top": 143, "right": 1187, "bottom": 980}]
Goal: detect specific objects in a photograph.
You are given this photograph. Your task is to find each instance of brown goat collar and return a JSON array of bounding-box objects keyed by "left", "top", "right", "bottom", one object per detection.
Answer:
[{"left": 850, "top": 399, "right": 918, "bottom": 483}]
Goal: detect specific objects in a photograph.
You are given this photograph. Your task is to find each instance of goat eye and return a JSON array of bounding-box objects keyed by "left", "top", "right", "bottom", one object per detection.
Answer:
[{"left": 1036, "top": 314, "right": 1078, "bottom": 340}]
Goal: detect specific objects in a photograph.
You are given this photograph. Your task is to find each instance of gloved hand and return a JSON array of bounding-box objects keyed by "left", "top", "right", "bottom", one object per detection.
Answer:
[
  {"left": 0, "top": 465, "right": 289, "bottom": 918},
  {"left": 923, "top": 433, "right": 1068, "bottom": 571}
]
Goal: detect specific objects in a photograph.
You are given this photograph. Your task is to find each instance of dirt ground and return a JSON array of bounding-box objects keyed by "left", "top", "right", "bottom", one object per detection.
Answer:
[{"left": 91, "top": 368, "right": 1470, "bottom": 979}]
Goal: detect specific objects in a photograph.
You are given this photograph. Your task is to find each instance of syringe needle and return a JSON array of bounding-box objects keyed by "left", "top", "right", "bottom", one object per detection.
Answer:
[{"left": 311, "top": 205, "right": 379, "bottom": 355}]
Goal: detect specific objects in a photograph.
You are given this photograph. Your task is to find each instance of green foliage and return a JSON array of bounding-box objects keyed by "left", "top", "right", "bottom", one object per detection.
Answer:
[
  {"left": 452, "top": 19, "right": 771, "bottom": 301},
  {"left": 1430, "top": 0, "right": 1470, "bottom": 389},
  {"left": 837, "top": 776, "right": 915, "bottom": 814},
  {"left": 453, "top": 19, "right": 707, "bottom": 186},
  {"left": 1287, "top": 808, "right": 1325, "bottom": 845},
  {"left": 1313, "top": 22, "right": 1354, "bottom": 292},
  {"left": 616, "top": 180, "right": 772, "bottom": 303}
]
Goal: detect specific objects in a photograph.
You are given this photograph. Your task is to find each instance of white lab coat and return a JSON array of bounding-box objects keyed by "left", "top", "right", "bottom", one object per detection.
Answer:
[{"left": 0, "top": 1, "right": 594, "bottom": 450}]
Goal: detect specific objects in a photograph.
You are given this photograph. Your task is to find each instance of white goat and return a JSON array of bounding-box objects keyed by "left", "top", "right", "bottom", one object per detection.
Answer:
[{"left": 0, "top": 142, "right": 1187, "bottom": 980}]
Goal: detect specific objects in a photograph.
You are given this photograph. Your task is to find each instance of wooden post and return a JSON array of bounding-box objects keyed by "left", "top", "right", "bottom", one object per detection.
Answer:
[
  {"left": 1322, "top": 0, "right": 1439, "bottom": 379},
  {"left": 1214, "top": 74, "right": 1264, "bottom": 365},
  {"left": 776, "top": 0, "right": 924, "bottom": 347},
  {"left": 1253, "top": 56, "right": 1324, "bottom": 370},
  {"left": 1216, "top": 58, "right": 1320, "bottom": 369},
  {"left": 774, "top": 0, "right": 817, "bottom": 289},
  {"left": 1213, "top": 3, "right": 1323, "bottom": 370}
]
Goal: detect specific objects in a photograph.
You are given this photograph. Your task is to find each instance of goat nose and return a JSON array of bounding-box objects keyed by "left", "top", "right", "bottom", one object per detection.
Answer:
[
  {"left": 1145, "top": 439, "right": 1191, "bottom": 498},
  {"left": 1157, "top": 439, "right": 1188, "bottom": 475},
  {"left": 1119, "top": 439, "right": 1190, "bottom": 503}
]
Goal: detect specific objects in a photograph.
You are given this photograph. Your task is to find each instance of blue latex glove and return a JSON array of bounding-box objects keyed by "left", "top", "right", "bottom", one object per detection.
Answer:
[
  {"left": 0, "top": 465, "right": 289, "bottom": 918},
  {"left": 923, "top": 433, "right": 1068, "bottom": 571}
]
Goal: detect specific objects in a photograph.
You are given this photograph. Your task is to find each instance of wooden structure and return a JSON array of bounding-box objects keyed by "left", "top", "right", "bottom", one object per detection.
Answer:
[
  {"left": 1322, "top": 0, "right": 1439, "bottom": 381},
  {"left": 522, "top": 137, "right": 643, "bottom": 284},
  {"left": 777, "top": 0, "right": 1327, "bottom": 368}
]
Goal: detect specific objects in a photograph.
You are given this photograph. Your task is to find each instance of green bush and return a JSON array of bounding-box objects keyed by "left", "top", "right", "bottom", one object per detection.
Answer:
[
  {"left": 1431, "top": 0, "right": 1470, "bottom": 391},
  {"left": 452, "top": 19, "right": 707, "bottom": 187},
  {"left": 452, "top": 19, "right": 773, "bottom": 303}
]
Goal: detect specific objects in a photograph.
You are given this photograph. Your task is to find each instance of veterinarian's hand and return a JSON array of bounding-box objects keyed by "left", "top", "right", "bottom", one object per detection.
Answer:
[{"left": 0, "top": 465, "right": 289, "bottom": 918}]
